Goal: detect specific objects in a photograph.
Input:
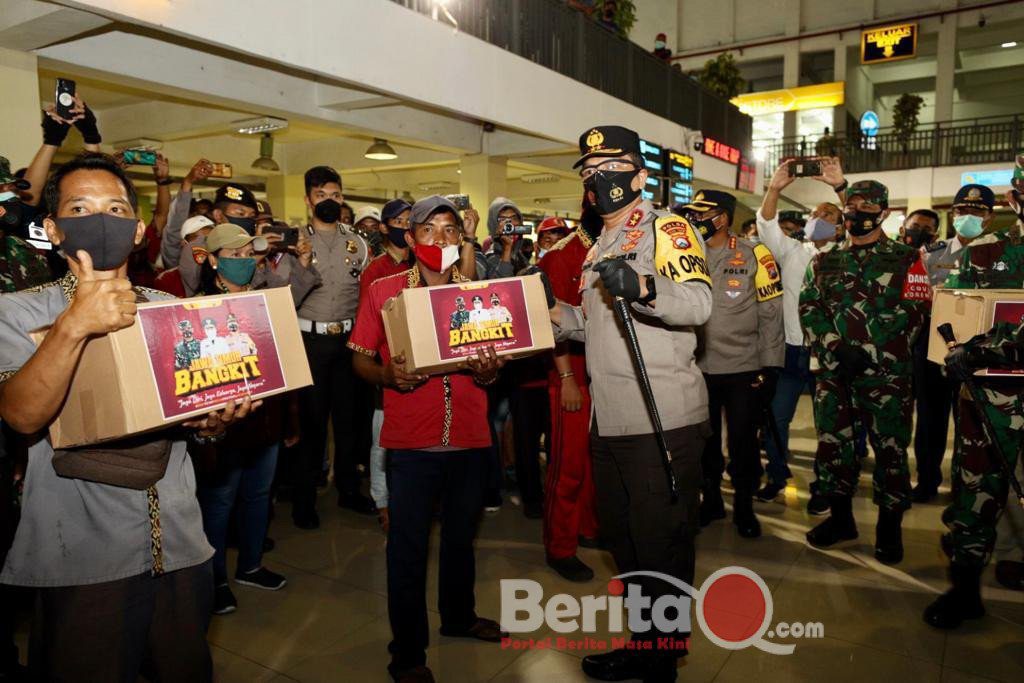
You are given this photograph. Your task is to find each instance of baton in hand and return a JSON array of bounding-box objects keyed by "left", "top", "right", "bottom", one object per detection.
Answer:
[
  {"left": 612, "top": 297, "right": 679, "bottom": 503},
  {"left": 938, "top": 323, "right": 1024, "bottom": 509}
]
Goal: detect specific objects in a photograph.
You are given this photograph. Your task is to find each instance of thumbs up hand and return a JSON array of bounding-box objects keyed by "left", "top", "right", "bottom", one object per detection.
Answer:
[{"left": 60, "top": 250, "right": 138, "bottom": 340}]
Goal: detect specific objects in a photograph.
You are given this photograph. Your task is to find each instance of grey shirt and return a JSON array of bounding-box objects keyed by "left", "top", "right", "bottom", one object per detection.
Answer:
[
  {"left": 160, "top": 189, "right": 192, "bottom": 270},
  {"left": 296, "top": 224, "right": 369, "bottom": 322},
  {"left": 697, "top": 235, "right": 785, "bottom": 374},
  {"left": 0, "top": 273, "right": 213, "bottom": 587},
  {"left": 923, "top": 236, "right": 967, "bottom": 288},
  {"left": 552, "top": 202, "right": 712, "bottom": 437}
]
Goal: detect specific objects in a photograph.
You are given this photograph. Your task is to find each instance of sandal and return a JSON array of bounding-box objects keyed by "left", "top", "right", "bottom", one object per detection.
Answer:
[{"left": 440, "top": 617, "right": 508, "bottom": 642}]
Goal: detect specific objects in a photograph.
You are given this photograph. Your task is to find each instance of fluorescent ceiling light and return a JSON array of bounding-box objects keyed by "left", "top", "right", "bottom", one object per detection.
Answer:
[
  {"left": 1002, "top": 41, "right": 1018, "bottom": 48},
  {"left": 235, "top": 117, "right": 289, "bottom": 135}
]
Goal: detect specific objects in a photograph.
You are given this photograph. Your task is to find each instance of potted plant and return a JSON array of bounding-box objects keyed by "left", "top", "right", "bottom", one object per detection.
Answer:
[
  {"left": 893, "top": 93, "right": 924, "bottom": 160},
  {"left": 697, "top": 53, "right": 745, "bottom": 100}
]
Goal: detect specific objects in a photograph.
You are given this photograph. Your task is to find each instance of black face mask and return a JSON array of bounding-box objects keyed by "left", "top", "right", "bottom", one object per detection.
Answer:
[
  {"left": 903, "top": 228, "right": 934, "bottom": 249},
  {"left": 313, "top": 198, "right": 342, "bottom": 225},
  {"left": 386, "top": 226, "right": 408, "bottom": 249},
  {"left": 55, "top": 213, "right": 138, "bottom": 270},
  {"left": 844, "top": 209, "right": 882, "bottom": 237},
  {"left": 0, "top": 199, "right": 21, "bottom": 228},
  {"left": 584, "top": 169, "right": 642, "bottom": 215},
  {"left": 691, "top": 216, "right": 720, "bottom": 240},
  {"left": 225, "top": 214, "right": 256, "bottom": 235}
]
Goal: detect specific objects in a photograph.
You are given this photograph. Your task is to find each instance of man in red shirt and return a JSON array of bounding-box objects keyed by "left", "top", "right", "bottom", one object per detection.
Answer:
[
  {"left": 360, "top": 199, "right": 413, "bottom": 289},
  {"left": 349, "top": 195, "right": 507, "bottom": 683},
  {"left": 535, "top": 215, "right": 601, "bottom": 582}
]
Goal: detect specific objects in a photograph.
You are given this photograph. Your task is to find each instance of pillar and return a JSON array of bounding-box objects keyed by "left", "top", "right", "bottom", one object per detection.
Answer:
[
  {"left": 934, "top": 17, "right": 957, "bottom": 124},
  {"left": 265, "top": 174, "right": 308, "bottom": 227},
  {"left": 833, "top": 43, "right": 848, "bottom": 135},
  {"left": 0, "top": 47, "right": 41, "bottom": 169},
  {"left": 782, "top": 42, "right": 800, "bottom": 140},
  {"left": 460, "top": 154, "right": 507, "bottom": 240}
]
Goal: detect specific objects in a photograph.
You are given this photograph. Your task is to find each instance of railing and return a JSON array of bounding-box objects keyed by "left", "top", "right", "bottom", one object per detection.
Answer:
[
  {"left": 762, "top": 115, "right": 1023, "bottom": 175},
  {"left": 389, "top": 0, "right": 752, "bottom": 153}
]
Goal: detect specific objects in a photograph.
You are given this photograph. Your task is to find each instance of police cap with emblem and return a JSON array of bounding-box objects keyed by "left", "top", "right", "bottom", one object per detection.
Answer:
[
  {"left": 573, "top": 125, "right": 641, "bottom": 169},
  {"left": 952, "top": 184, "right": 995, "bottom": 211},
  {"left": 681, "top": 189, "right": 737, "bottom": 224},
  {"left": 214, "top": 183, "right": 259, "bottom": 211}
]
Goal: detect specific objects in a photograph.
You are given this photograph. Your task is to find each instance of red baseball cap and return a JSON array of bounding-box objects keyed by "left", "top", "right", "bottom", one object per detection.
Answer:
[{"left": 537, "top": 217, "right": 569, "bottom": 233}]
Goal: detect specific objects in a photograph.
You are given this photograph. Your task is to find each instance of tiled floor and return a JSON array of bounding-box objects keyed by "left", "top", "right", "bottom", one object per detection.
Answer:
[
  {"left": 20, "top": 396, "right": 1023, "bottom": 681},
  {"left": 199, "top": 396, "right": 1024, "bottom": 682}
]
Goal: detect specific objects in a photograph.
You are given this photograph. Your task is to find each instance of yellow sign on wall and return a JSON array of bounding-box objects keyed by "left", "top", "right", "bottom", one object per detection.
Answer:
[
  {"left": 730, "top": 82, "right": 845, "bottom": 117},
  {"left": 861, "top": 23, "right": 917, "bottom": 64}
]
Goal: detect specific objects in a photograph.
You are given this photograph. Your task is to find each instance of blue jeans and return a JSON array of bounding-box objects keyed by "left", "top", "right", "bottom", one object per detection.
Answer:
[
  {"left": 762, "top": 345, "right": 814, "bottom": 484},
  {"left": 198, "top": 443, "right": 279, "bottom": 583}
]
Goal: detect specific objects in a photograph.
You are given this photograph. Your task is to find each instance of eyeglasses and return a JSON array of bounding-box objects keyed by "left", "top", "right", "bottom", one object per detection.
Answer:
[{"left": 579, "top": 160, "right": 638, "bottom": 180}]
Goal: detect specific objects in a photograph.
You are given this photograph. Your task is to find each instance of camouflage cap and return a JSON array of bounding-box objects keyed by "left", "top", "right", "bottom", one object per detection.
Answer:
[
  {"left": 847, "top": 180, "right": 889, "bottom": 208},
  {"left": 177, "top": 320, "right": 193, "bottom": 330},
  {"left": 0, "top": 156, "right": 14, "bottom": 184}
]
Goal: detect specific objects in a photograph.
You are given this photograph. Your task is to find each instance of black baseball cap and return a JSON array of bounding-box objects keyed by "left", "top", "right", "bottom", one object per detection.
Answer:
[
  {"left": 573, "top": 125, "right": 642, "bottom": 169},
  {"left": 409, "top": 195, "right": 463, "bottom": 227},
  {"left": 215, "top": 183, "right": 258, "bottom": 211},
  {"left": 778, "top": 210, "right": 806, "bottom": 226},
  {"left": 952, "top": 184, "right": 995, "bottom": 211},
  {"left": 682, "top": 189, "right": 737, "bottom": 222},
  {"left": 382, "top": 198, "right": 413, "bottom": 224}
]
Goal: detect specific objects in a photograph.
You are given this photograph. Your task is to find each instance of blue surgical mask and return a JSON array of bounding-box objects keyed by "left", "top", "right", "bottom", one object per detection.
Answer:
[
  {"left": 216, "top": 256, "right": 257, "bottom": 285},
  {"left": 953, "top": 214, "right": 984, "bottom": 239}
]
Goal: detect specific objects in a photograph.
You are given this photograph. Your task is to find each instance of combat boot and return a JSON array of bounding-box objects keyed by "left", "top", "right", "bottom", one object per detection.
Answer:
[
  {"left": 732, "top": 489, "right": 761, "bottom": 538},
  {"left": 581, "top": 648, "right": 678, "bottom": 682},
  {"left": 806, "top": 495, "right": 858, "bottom": 548},
  {"left": 874, "top": 507, "right": 904, "bottom": 565},
  {"left": 699, "top": 483, "right": 726, "bottom": 527},
  {"left": 924, "top": 563, "right": 985, "bottom": 629}
]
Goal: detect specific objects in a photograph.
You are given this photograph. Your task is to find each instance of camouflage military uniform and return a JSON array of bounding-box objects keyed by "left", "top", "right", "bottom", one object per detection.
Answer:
[
  {"left": 0, "top": 234, "right": 50, "bottom": 293},
  {"left": 174, "top": 339, "right": 201, "bottom": 370},
  {"left": 799, "top": 235, "right": 929, "bottom": 510},
  {"left": 942, "top": 228, "right": 1024, "bottom": 566}
]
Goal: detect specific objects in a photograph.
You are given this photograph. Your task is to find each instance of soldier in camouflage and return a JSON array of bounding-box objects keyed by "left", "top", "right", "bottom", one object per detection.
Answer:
[
  {"left": 799, "top": 179, "right": 929, "bottom": 565},
  {"left": 924, "top": 190, "right": 1024, "bottom": 629},
  {"left": 173, "top": 320, "right": 201, "bottom": 371},
  {"left": 0, "top": 156, "right": 50, "bottom": 293}
]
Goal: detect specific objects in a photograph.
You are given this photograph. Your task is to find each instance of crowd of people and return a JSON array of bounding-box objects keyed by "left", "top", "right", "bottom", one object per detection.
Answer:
[{"left": 0, "top": 94, "right": 1022, "bottom": 683}]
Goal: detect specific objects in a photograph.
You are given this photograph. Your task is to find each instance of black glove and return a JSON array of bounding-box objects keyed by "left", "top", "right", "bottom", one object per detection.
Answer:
[
  {"left": 593, "top": 258, "right": 641, "bottom": 301},
  {"left": 833, "top": 343, "right": 870, "bottom": 380},
  {"left": 945, "top": 346, "right": 976, "bottom": 382},
  {"left": 757, "top": 368, "right": 780, "bottom": 405},
  {"left": 41, "top": 112, "right": 70, "bottom": 147},
  {"left": 74, "top": 105, "right": 101, "bottom": 144},
  {"left": 522, "top": 266, "right": 556, "bottom": 309}
]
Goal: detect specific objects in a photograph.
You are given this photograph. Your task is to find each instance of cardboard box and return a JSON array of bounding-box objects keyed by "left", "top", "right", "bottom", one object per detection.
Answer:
[
  {"left": 383, "top": 274, "right": 555, "bottom": 375},
  {"left": 36, "top": 287, "right": 312, "bottom": 448},
  {"left": 927, "top": 288, "right": 1024, "bottom": 377}
]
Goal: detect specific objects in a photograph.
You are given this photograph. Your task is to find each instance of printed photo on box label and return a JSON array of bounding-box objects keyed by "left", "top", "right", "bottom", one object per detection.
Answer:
[
  {"left": 987, "top": 300, "right": 1024, "bottom": 377},
  {"left": 430, "top": 279, "right": 534, "bottom": 361},
  {"left": 138, "top": 292, "right": 287, "bottom": 419}
]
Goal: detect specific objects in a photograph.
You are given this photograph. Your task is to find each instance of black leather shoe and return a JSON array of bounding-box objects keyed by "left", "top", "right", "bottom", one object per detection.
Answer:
[
  {"left": 924, "top": 564, "right": 985, "bottom": 629},
  {"left": 995, "top": 560, "right": 1024, "bottom": 591},
  {"left": 699, "top": 487, "right": 726, "bottom": 527},
  {"left": 578, "top": 535, "right": 604, "bottom": 549},
  {"left": 581, "top": 648, "right": 677, "bottom": 682},
  {"left": 390, "top": 665, "right": 435, "bottom": 683},
  {"left": 806, "top": 493, "right": 830, "bottom": 516},
  {"left": 806, "top": 496, "right": 857, "bottom": 548},
  {"left": 733, "top": 495, "right": 761, "bottom": 539},
  {"left": 292, "top": 509, "right": 320, "bottom": 530},
  {"left": 547, "top": 554, "right": 594, "bottom": 582},
  {"left": 911, "top": 484, "right": 938, "bottom": 504},
  {"left": 874, "top": 508, "right": 904, "bottom": 565},
  {"left": 338, "top": 492, "right": 377, "bottom": 515},
  {"left": 756, "top": 481, "right": 785, "bottom": 502}
]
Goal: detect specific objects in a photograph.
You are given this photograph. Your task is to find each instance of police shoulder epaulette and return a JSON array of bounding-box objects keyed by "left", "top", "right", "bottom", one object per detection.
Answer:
[
  {"left": 548, "top": 232, "right": 576, "bottom": 252},
  {"left": 925, "top": 240, "right": 946, "bottom": 253}
]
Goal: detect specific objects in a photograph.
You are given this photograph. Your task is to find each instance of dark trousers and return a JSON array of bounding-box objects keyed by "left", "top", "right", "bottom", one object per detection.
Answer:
[
  {"left": 762, "top": 345, "right": 814, "bottom": 484},
  {"left": 29, "top": 561, "right": 213, "bottom": 683},
  {"left": 294, "top": 331, "right": 359, "bottom": 517},
  {"left": 591, "top": 423, "right": 706, "bottom": 649},
  {"left": 912, "top": 331, "right": 956, "bottom": 491},
  {"left": 702, "top": 372, "right": 763, "bottom": 494},
  {"left": 511, "top": 385, "right": 550, "bottom": 508},
  {"left": 386, "top": 449, "right": 488, "bottom": 674}
]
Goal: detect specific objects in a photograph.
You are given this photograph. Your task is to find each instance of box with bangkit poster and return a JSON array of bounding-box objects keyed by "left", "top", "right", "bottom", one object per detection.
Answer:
[
  {"left": 382, "top": 274, "right": 555, "bottom": 375},
  {"left": 927, "top": 288, "right": 1024, "bottom": 376}
]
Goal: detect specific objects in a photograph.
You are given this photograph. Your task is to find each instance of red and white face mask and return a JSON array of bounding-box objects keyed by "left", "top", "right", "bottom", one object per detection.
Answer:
[{"left": 413, "top": 242, "right": 460, "bottom": 272}]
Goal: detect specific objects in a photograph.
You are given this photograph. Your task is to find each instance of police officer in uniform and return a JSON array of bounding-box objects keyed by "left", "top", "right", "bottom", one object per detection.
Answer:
[
  {"left": 291, "top": 165, "right": 373, "bottom": 529},
  {"left": 544, "top": 125, "right": 712, "bottom": 682},
  {"left": 681, "top": 190, "right": 784, "bottom": 538}
]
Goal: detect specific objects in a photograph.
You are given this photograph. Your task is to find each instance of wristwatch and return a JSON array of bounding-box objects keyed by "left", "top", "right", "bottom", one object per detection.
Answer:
[
  {"left": 833, "top": 179, "right": 848, "bottom": 194},
  {"left": 637, "top": 274, "right": 657, "bottom": 305},
  {"left": 156, "top": 178, "right": 174, "bottom": 186}
]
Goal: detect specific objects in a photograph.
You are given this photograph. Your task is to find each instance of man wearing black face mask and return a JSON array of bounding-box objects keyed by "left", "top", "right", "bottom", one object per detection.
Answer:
[
  {"left": 899, "top": 209, "right": 939, "bottom": 250},
  {"left": 212, "top": 183, "right": 259, "bottom": 235},
  {"left": 800, "top": 179, "right": 930, "bottom": 565},
  {"left": 290, "top": 165, "right": 373, "bottom": 529},
  {"left": 545, "top": 125, "right": 712, "bottom": 681}
]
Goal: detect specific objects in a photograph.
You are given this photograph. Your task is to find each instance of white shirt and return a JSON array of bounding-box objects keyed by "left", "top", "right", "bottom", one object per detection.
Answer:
[{"left": 756, "top": 209, "right": 816, "bottom": 347}]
